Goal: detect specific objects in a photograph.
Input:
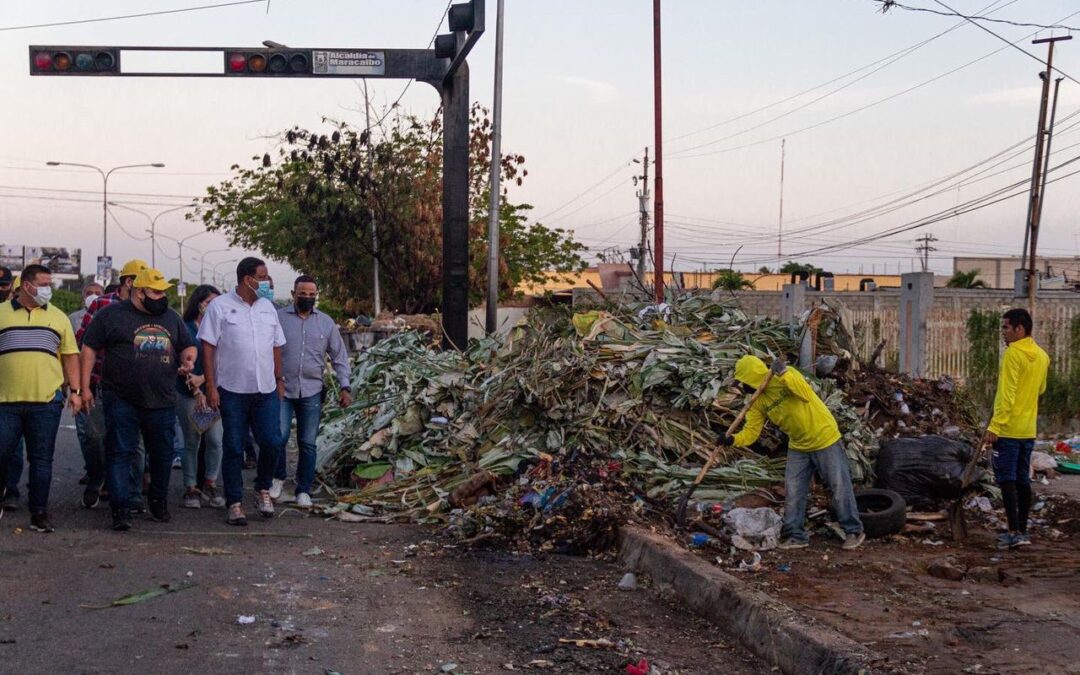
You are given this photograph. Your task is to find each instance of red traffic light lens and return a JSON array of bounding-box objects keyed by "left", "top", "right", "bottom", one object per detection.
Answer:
[
  {"left": 228, "top": 53, "right": 247, "bottom": 72},
  {"left": 33, "top": 52, "right": 52, "bottom": 70},
  {"left": 248, "top": 54, "right": 267, "bottom": 72},
  {"left": 53, "top": 52, "right": 72, "bottom": 70}
]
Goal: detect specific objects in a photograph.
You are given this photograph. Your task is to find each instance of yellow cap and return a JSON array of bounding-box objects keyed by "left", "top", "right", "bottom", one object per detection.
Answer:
[
  {"left": 133, "top": 267, "right": 173, "bottom": 291},
  {"left": 119, "top": 259, "right": 150, "bottom": 278}
]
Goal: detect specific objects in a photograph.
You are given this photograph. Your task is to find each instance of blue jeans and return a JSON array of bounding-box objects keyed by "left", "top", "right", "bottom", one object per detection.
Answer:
[
  {"left": 75, "top": 406, "right": 107, "bottom": 488},
  {"left": 102, "top": 391, "right": 176, "bottom": 511},
  {"left": 276, "top": 392, "right": 323, "bottom": 495},
  {"left": 0, "top": 395, "right": 64, "bottom": 514},
  {"left": 782, "top": 441, "right": 863, "bottom": 543},
  {"left": 177, "top": 395, "right": 223, "bottom": 489},
  {"left": 219, "top": 389, "right": 282, "bottom": 506},
  {"left": 5, "top": 440, "right": 24, "bottom": 498},
  {"left": 992, "top": 438, "right": 1034, "bottom": 484}
]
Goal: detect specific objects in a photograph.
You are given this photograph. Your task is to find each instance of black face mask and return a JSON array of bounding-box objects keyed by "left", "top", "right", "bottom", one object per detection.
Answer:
[
  {"left": 295, "top": 297, "right": 316, "bottom": 313},
  {"left": 740, "top": 383, "right": 756, "bottom": 395},
  {"left": 142, "top": 295, "right": 170, "bottom": 316}
]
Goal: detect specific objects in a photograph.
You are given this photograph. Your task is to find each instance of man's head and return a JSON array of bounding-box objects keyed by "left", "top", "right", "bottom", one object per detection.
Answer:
[
  {"left": 118, "top": 259, "right": 150, "bottom": 299},
  {"left": 82, "top": 280, "right": 104, "bottom": 306},
  {"left": 236, "top": 256, "right": 269, "bottom": 301},
  {"left": 131, "top": 267, "right": 173, "bottom": 316},
  {"left": 292, "top": 274, "right": 318, "bottom": 313},
  {"left": 19, "top": 264, "right": 53, "bottom": 308},
  {"left": 733, "top": 355, "right": 768, "bottom": 394},
  {"left": 0, "top": 266, "right": 12, "bottom": 301},
  {"left": 1001, "top": 308, "right": 1033, "bottom": 345}
]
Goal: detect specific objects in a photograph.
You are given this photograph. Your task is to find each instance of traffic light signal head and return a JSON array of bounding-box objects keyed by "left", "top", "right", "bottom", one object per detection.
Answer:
[
  {"left": 225, "top": 50, "right": 310, "bottom": 76},
  {"left": 30, "top": 47, "right": 119, "bottom": 75},
  {"left": 434, "top": 0, "right": 484, "bottom": 60}
]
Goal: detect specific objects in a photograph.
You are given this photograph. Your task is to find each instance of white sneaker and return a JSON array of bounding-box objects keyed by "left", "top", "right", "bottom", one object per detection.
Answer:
[
  {"left": 268, "top": 478, "right": 285, "bottom": 501},
  {"left": 296, "top": 493, "right": 312, "bottom": 509}
]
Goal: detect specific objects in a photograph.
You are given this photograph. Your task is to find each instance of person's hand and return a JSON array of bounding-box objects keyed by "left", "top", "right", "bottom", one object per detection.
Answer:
[
  {"left": 205, "top": 387, "right": 220, "bottom": 411},
  {"left": 338, "top": 389, "right": 353, "bottom": 408},
  {"left": 68, "top": 392, "right": 83, "bottom": 413},
  {"left": 277, "top": 379, "right": 286, "bottom": 400},
  {"left": 177, "top": 361, "right": 194, "bottom": 377},
  {"left": 985, "top": 431, "right": 998, "bottom": 445},
  {"left": 770, "top": 357, "right": 787, "bottom": 377},
  {"left": 81, "top": 389, "right": 95, "bottom": 412},
  {"left": 187, "top": 374, "right": 205, "bottom": 391}
]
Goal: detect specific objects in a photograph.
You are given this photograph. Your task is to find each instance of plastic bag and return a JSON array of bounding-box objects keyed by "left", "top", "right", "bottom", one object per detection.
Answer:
[
  {"left": 723, "top": 506, "right": 782, "bottom": 551},
  {"left": 874, "top": 435, "right": 974, "bottom": 509}
]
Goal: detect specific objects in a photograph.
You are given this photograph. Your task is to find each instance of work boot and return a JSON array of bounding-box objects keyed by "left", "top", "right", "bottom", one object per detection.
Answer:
[
  {"left": 842, "top": 532, "right": 866, "bottom": 551},
  {"left": 148, "top": 499, "right": 171, "bottom": 523},
  {"left": 112, "top": 508, "right": 132, "bottom": 531},
  {"left": 256, "top": 490, "right": 274, "bottom": 518},
  {"left": 227, "top": 503, "right": 248, "bottom": 527},
  {"left": 29, "top": 512, "right": 55, "bottom": 533},
  {"left": 777, "top": 538, "right": 809, "bottom": 550}
]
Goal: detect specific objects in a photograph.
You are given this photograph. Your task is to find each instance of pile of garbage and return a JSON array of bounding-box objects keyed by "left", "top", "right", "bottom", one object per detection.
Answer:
[
  {"left": 837, "top": 369, "right": 980, "bottom": 440},
  {"left": 315, "top": 295, "right": 890, "bottom": 554}
]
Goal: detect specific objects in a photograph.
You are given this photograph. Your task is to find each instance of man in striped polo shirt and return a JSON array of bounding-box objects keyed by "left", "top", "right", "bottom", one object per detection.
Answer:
[{"left": 0, "top": 264, "right": 82, "bottom": 531}]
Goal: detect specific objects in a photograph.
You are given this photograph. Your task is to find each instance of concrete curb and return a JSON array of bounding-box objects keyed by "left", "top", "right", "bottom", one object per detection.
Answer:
[{"left": 618, "top": 526, "right": 880, "bottom": 675}]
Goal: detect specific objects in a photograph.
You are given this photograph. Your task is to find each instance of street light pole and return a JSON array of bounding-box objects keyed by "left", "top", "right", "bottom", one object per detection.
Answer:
[
  {"left": 154, "top": 231, "right": 209, "bottom": 302},
  {"left": 212, "top": 258, "right": 237, "bottom": 290},
  {"left": 108, "top": 201, "right": 189, "bottom": 267},
  {"left": 199, "top": 248, "right": 231, "bottom": 284},
  {"left": 45, "top": 161, "right": 165, "bottom": 260}
]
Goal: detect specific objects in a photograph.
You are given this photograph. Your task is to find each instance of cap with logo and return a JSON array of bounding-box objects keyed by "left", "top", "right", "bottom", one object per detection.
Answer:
[
  {"left": 133, "top": 267, "right": 173, "bottom": 291},
  {"left": 119, "top": 259, "right": 150, "bottom": 279}
]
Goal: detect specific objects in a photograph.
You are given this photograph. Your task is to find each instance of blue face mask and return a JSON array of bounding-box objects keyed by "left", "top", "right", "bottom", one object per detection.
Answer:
[{"left": 249, "top": 279, "right": 273, "bottom": 301}]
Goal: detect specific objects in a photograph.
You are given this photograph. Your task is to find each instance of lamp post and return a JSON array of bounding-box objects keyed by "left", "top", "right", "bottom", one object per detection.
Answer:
[
  {"left": 198, "top": 248, "right": 231, "bottom": 284},
  {"left": 107, "top": 201, "right": 190, "bottom": 267},
  {"left": 154, "top": 231, "right": 209, "bottom": 301},
  {"left": 45, "top": 161, "right": 165, "bottom": 258},
  {"left": 212, "top": 258, "right": 237, "bottom": 289}
]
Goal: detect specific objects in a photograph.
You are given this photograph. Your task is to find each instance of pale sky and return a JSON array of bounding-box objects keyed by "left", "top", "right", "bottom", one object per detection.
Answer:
[{"left": 2, "top": 0, "right": 1080, "bottom": 292}]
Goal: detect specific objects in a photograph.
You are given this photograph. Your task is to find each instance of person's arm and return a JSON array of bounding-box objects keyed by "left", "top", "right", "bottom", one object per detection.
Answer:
[
  {"left": 987, "top": 351, "right": 1021, "bottom": 441},
  {"left": 327, "top": 322, "right": 352, "bottom": 407},
  {"left": 61, "top": 353, "right": 82, "bottom": 412},
  {"left": 274, "top": 345, "right": 285, "bottom": 399},
  {"left": 778, "top": 368, "right": 814, "bottom": 402},
  {"left": 175, "top": 316, "right": 197, "bottom": 375},
  {"left": 178, "top": 346, "right": 197, "bottom": 375},
  {"left": 731, "top": 403, "right": 766, "bottom": 448},
  {"left": 79, "top": 345, "right": 97, "bottom": 409},
  {"left": 201, "top": 340, "right": 220, "bottom": 409}
]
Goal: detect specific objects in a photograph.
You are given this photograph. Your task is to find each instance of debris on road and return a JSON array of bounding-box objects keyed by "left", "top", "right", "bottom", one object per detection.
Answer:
[
  {"left": 80, "top": 580, "right": 197, "bottom": 609},
  {"left": 617, "top": 572, "right": 637, "bottom": 591},
  {"left": 236, "top": 615, "right": 256, "bottom": 625},
  {"left": 180, "top": 546, "right": 234, "bottom": 556}
]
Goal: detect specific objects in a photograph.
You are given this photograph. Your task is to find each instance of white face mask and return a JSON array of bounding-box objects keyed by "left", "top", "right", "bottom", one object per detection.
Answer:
[
  {"left": 84, "top": 294, "right": 100, "bottom": 309},
  {"left": 32, "top": 284, "right": 53, "bottom": 306}
]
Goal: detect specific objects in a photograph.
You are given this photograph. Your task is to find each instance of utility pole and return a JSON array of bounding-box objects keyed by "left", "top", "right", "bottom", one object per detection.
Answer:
[
  {"left": 484, "top": 0, "right": 505, "bottom": 335},
  {"left": 915, "top": 233, "right": 937, "bottom": 272},
  {"left": 652, "top": 0, "right": 665, "bottom": 303},
  {"left": 362, "top": 81, "right": 382, "bottom": 318},
  {"left": 777, "top": 138, "right": 785, "bottom": 259},
  {"left": 636, "top": 147, "right": 650, "bottom": 283},
  {"left": 1021, "top": 35, "right": 1071, "bottom": 311}
]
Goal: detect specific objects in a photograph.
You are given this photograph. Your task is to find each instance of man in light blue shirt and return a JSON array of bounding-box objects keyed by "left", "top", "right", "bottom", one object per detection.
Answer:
[{"left": 271, "top": 275, "right": 351, "bottom": 508}]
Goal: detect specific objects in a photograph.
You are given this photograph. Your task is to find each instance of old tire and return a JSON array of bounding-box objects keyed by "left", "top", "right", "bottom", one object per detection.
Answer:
[{"left": 855, "top": 488, "right": 906, "bottom": 539}]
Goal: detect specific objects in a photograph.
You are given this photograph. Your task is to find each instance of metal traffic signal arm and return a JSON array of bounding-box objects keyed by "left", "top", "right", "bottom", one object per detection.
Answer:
[{"left": 29, "top": 0, "right": 484, "bottom": 351}]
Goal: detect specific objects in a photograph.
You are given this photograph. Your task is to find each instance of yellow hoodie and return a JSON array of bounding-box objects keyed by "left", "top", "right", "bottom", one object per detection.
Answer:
[
  {"left": 989, "top": 336, "right": 1049, "bottom": 439},
  {"left": 731, "top": 355, "right": 842, "bottom": 452}
]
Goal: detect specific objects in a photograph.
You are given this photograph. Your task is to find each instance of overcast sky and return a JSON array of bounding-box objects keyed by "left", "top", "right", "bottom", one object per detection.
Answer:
[{"left": 2, "top": 0, "right": 1080, "bottom": 291}]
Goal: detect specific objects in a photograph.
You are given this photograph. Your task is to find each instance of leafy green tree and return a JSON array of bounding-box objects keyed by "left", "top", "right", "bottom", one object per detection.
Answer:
[
  {"left": 711, "top": 269, "right": 753, "bottom": 291},
  {"left": 758, "top": 266, "right": 772, "bottom": 274},
  {"left": 779, "top": 261, "right": 823, "bottom": 277},
  {"left": 193, "top": 105, "right": 586, "bottom": 314},
  {"left": 50, "top": 288, "right": 81, "bottom": 315},
  {"left": 946, "top": 269, "right": 988, "bottom": 289}
]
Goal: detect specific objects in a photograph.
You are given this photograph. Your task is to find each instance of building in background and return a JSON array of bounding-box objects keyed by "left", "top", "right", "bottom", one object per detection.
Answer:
[
  {"left": 953, "top": 256, "right": 1080, "bottom": 289},
  {"left": 0, "top": 245, "right": 82, "bottom": 281}
]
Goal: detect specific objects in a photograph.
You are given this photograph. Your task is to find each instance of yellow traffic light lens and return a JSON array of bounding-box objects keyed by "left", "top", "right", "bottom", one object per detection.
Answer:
[
  {"left": 53, "top": 52, "right": 71, "bottom": 70},
  {"left": 248, "top": 54, "right": 267, "bottom": 72}
]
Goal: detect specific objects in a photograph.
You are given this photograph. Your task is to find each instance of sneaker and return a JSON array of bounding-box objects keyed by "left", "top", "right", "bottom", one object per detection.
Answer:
[
  {"left": 183, "top": 490, "right": 201, "bottom": 509},
  {"left": 201, "top": 484, "right": 226, "bottom": 509},
  {"left": 82, "top": 483, "right": 101, "bottom": 509},
  {"left": 269, "top": 478, "right": 285, "bottom": 501},
  {"left": 1011, "top": 533, "right": 1032, "bottom": 548},
  {"left": 778, "top": 538, "right": 810, "bottom": 550},
  {"left": 112, "top": 508, "right": 132, "bottom": 531},
  {"left": 256, "top": 490, "right": 275, "bottom": 518},
  {"left": 3, "top": 492, "right": 20, "bottom": 512},
  {"left": 171, "top": 456, "right": 182, "bottom": 470},
  {"left": 296, "top": 492, "right": 312, "bottom": 509},
  {"left": 148, "top": 499, "right": 171, "bottom": 523},
  {"left": 997, "top": 532, "right": 1016, "bottom": 549},
  {"left": 29, "top": 512, "right": 55, "bottom": 533},
  {"left": 243, "top": 458, "right": 257, "bottom": 470},
  {"left": 129, "top": 499, "right": 147, "bottom": 515},
  {"left": 227, "top": 503, "right": 248, "bottom": 527},
  {"left": 842, "top": 532, "right": 866, "bottom": 551}
]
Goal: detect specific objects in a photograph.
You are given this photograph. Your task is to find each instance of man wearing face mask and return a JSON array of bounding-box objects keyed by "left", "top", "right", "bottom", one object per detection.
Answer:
[
  {"left": 77, "top": 259, "right": 151, "bottom": 511},
  {"left": 0, "top": 265, "right": 82, "bottom": 531},
  {"left": 68, "top": 280, "right": 104, "bottom": 333},
  {"left": 271, "top": 275, "right": 351, "bottom": 509},
  {"left": 198, "top": 256, "right": 287, "bottom": 526},
  {"left": 64, "top": 280, "right": 107, "bottom": 499},
  {"left": 0, "top": 266, "right": 25, "bottom": 512},
  {"left": 80, "top": 268, "right": 197, "bottom": 531}
]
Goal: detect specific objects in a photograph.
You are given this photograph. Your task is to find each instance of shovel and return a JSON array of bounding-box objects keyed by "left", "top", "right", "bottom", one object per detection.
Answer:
[
  {"left": 948, "top": 428, "right": 991, "bottom": 542},
  {"left": 675, "top": 368, "right": 776, "bottom": 526}
]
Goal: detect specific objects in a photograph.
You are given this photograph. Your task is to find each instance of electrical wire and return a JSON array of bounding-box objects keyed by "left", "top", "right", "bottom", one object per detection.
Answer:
[
  {"left": 372, "top": 0, "right": 455, "bottom": 128},
  {"left": 876, "top": 1, "right": 1080, "bottom": 31},
  {"left": 0, "top": 0, "right": 267, "bottom": 32}
]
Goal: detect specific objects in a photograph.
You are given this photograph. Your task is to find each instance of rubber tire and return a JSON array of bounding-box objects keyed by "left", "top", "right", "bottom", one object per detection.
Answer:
[{"left": 854, "top": 488, "right": 907, "bottom": 539}]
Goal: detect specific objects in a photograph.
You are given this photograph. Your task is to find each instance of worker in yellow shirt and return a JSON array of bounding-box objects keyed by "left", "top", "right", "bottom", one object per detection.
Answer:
[
  {"left": 727, "top": 355, "right": 864, "bottom": 550},
  {"left": 986, "top": 308, "right": 1049, "bottom": 549}
]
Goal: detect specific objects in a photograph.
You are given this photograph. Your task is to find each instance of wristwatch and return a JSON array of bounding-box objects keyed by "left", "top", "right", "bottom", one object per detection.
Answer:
[{"left": 70, "top": 389, "right": 82, "bottom": 396}]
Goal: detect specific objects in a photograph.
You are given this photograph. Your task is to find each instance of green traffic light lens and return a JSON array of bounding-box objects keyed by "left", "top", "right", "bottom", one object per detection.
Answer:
[
  {"left": 268, "top": 53, "right": 287, "bottom": 73},
  {"left": 74, "top": 53, "right": 94, "bottom": 70}
]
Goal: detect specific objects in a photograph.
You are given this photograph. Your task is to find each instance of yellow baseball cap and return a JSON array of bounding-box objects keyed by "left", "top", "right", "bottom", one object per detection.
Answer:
[
  {"left": 133, "top": 267, "right": 173, "bottom": 291},
  {"left": 120, "top": 259, "right": 150, "bottom": 278}
]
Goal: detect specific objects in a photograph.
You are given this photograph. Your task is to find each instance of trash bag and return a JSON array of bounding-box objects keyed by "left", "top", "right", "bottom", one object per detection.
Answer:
[
  {"left": 874, "top": 435, "right": 974, "bottom": 509},
  {"left": 723, "top": 506, "right": 783, "bottom": 551}
]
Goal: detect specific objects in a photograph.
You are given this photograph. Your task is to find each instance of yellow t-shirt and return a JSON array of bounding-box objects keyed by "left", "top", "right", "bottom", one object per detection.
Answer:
[{"left": 0, "top": 299, "right": 78, "bottom": 403}]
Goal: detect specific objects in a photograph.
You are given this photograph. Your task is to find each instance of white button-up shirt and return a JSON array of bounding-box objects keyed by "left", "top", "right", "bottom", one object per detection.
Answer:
[{"left": 197, "top": 291, "right": 286, "bottom": 394}]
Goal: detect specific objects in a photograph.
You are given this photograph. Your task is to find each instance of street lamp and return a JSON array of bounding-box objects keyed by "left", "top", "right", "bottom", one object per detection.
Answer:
[
  {"left": 212, "top": 258, "right": 237, "bottom": 289},
  {"left": 45, "top": 161, "right": 165, "bottom": 260},
  {"left": 107, "top": 201, "right": 190, "bottom": 267},
  {"left": 154, "top": 230, "right": 209, "bottom": 300},
  {"left": 198, "top": 248, "right": 231, "bottom": 283}
]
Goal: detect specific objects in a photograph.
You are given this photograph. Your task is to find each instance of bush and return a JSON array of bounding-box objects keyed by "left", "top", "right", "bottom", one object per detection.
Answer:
[{"left": 50, "top": 288, "right": 81, "bottom": 315}]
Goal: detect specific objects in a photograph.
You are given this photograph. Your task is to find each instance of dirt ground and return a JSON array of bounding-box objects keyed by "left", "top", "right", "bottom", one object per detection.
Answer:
[
  {"left": 686, "top": 475, "right": 1080, "bottom": 675},
  {"left": 0, "top": 414, "right": 762, "bottom": 675}
]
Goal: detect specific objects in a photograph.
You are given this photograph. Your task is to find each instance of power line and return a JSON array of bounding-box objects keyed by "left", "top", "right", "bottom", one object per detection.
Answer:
[
  {"left": 534, "top": 158, "right": 636, "bottom": 222},
  {"left": 876, "top": 1, "right": 1080, "bottom": 31},
  {"left": 0, "top": 0, "right": 266, "bottom": 32},
  {"left": 372, "top": 0, "right": 455, "bottom": 128}
]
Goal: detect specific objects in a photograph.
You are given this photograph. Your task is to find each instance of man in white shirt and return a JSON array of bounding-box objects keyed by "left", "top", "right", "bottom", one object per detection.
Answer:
[{"left": 198, "top": 257, "right": 286, "bottom": 526}]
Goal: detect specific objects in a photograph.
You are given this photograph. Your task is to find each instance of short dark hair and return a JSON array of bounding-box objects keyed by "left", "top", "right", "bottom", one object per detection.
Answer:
[
  {"left": 21, "top": 264, "right": 51, "bottom": 285},
  {"left": 236, "top": 256, "right": 265, "bottom": 284},
  {"left": 104, "top": 283, "right": 120, "bottom": 295},
  {"left": 294, "top": 274, "right": 317, "bottom": 289},
  {"left": 183, "top": 284, "right": 221, "bottom": 322},
  {"left": 1003, "top": 308, "right": 1033, "bottom": 336},
  {"left": 83, "top": 281, "right": 104, "bottom": 293}
]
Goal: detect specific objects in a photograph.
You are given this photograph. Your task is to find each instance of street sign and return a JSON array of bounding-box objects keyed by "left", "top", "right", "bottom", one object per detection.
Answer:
[
  {"left": 177, "top": 281, "right": 187, "bottom": 298},
  {"left": 96, "top": 255, "right": 113, "bottom": 284},
  {"left": 312, "top": 50, "right": 385, "bottom": 76}
]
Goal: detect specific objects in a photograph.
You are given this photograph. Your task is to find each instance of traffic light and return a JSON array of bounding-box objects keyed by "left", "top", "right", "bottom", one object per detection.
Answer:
[
  {"left": 29, "top": 47, "right": 119, "bottom": 75},
  {"left": 435, "top": 0, "right": 484, "bottom": 59},
  {"left": 224, "top": 50, "right": 311, "bottom": 76}
]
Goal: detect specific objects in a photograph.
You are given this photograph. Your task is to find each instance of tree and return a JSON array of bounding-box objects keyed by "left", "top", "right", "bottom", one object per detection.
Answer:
[
  {"left": 758, "top": 266, "right": 772, "bottom": 274},
  {"left": 947, "top": 269, "right": 988, "bottom": 289},
  {"left": 193, "top": 105, "right": 586, "bottom": 315},
  {"left": 712, "top": 269, "right": 753, "bottom": 291},
  {"left": 779, "top": 261, "right": 823, "bottom": 277}
]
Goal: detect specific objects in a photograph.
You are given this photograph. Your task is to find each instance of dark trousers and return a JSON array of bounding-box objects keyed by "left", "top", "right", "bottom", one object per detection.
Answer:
[
  {"left": 219, "top": 389, "right": 282, "bottom": 506},
  {"left": 102, "top": 391, "right": 176, "bottom": 511},
  {"left": 0, "top": 396, "right": 64, "bottom": 514}
]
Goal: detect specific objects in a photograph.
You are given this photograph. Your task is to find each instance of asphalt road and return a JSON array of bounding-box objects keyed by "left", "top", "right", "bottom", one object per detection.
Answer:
[{"left": 0, "top": 413, "right": 762, "bottom": 674}]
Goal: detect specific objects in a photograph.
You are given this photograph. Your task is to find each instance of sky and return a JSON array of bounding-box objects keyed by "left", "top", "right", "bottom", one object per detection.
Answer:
[{"left": 2, "top": 0, "right": 1080, "bottom": 296}]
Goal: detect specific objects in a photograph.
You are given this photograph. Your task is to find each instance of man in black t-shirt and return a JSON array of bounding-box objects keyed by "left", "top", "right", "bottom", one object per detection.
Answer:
[{"left": 81, "top": 268, "right": 197, "bottom": 531}]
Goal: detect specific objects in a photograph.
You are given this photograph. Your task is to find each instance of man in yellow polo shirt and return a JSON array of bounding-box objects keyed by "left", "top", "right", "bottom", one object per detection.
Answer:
[
  {"left": 727, "top": 355, "right": 865, "bottom": 550},
  {"left": 0, "top": 264, "right": 81, "bottom": 531}
]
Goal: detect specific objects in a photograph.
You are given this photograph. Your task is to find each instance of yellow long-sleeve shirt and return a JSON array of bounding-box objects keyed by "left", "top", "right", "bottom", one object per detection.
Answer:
[
  {"left": 989, "top": 336, "right": 1049, "bottom": 439},
  {"left": 730, "top": 355, "right": 841, "bottom": 452}
]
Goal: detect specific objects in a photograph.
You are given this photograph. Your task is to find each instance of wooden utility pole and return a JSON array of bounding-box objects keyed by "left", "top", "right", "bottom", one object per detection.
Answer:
[
  {"left": 636, "top": 147, "right": 650, "bottom": 283},
  {"left": 915, "top": 233, "right": 937, "bottom": 272},
  {"left": 778, "top": 139, "right": 785, "bottom": 259},
  {"left": 1023, "top": 35, "right": 1071, "bottom": 312},
  {"left": 652, "top": 0, "right": 665, "bottom": 303}
]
